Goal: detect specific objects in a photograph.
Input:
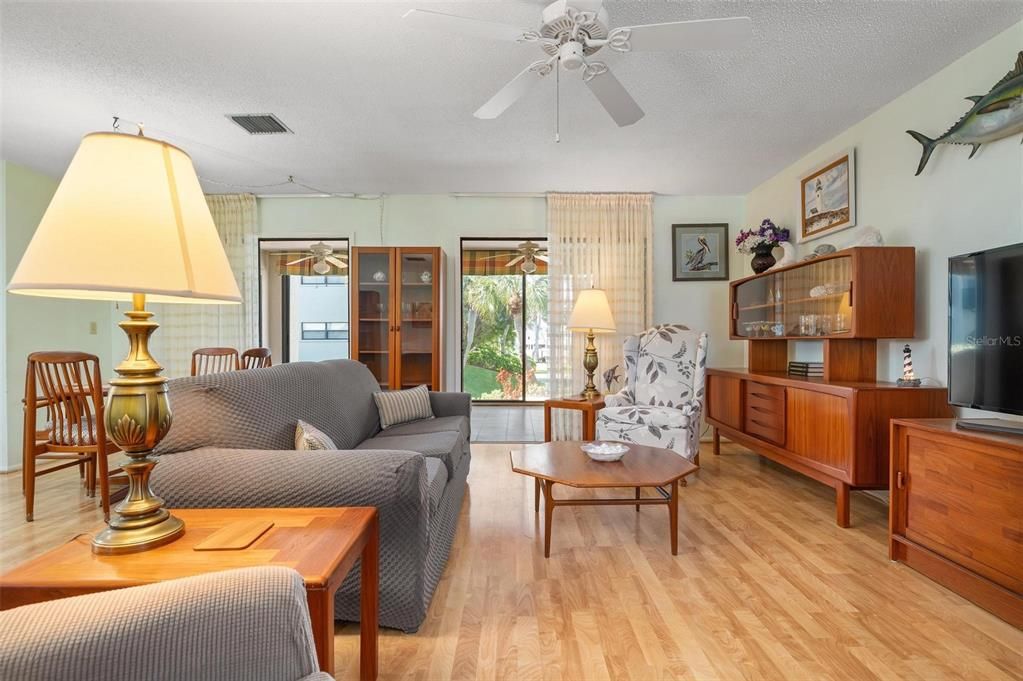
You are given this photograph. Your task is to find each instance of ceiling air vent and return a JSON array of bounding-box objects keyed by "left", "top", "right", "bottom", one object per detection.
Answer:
[{"left": 227, "top": 113, "right": 293, "bottom": 135}]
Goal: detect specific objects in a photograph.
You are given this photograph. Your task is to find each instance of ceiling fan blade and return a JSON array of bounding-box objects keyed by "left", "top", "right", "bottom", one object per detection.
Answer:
[
  {"left": 286, "top": 255, "right": 315, "bottom": 266},
  {"left": 325, "top": 256, "right": 349, "bottom": 269},
  {"left": 611, "top": 17, "right": 752, "bottom": 52},
  {"left": 474, "top": 60, "right": 553, "bottom": 119},
  {"left": 505, "top": 255, "right": 526, "bottom": 267},
  {"left": 402, "top": 9, "right": 528, "bottom": 42},
  {"left": 535, "top": 254, "right": 549, "bottom": 263},
  {"left": 583, "top": 65, "right": 644, "bottom": 127}
]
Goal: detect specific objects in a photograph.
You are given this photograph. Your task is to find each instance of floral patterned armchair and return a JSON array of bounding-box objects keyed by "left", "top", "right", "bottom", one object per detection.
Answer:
[{"left": 596, "top": 324, "right": 708, "bottom": 461}]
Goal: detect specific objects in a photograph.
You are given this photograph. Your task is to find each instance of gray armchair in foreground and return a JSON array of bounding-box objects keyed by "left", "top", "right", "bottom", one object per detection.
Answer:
[{"left": 0, "top": 566, "right": 331, "bottom": 681}]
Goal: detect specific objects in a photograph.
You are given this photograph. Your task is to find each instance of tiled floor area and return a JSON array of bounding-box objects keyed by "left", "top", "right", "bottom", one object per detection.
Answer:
[{"left": 470, "top": 405, "right": 544, "bottom": 442}]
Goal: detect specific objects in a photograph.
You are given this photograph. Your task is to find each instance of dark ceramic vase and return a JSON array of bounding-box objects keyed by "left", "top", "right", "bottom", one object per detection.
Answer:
[{"left": 750, "top": 243, "right": 777, "bottom": 274}]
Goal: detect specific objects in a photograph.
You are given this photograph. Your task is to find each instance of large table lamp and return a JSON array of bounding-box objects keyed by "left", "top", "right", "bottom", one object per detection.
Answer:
[
  {"left": 7, "top": 131, "right": 241, "bottom": 554},
  {"left": 567, "top": 288, "right": 616, "bottom": 399}
]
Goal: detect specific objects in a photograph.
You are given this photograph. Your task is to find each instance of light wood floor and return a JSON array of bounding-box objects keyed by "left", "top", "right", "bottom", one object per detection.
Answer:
[{"left": 2, "top": 443, "right": 1021, "bottom": 680}]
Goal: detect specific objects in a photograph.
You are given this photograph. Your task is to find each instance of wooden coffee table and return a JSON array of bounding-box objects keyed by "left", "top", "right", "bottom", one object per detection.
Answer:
[
  {"left": 0, "top": 507, "right": 378, "bottom": 680},
  {"left": 510, "top": 441, "right": 698, "bottom": 557}
]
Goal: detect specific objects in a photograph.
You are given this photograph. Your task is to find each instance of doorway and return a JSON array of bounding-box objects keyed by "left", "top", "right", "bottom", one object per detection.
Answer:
[
  {"left": 460, "top": 238, "right": 549, "bottom": 403},
  {"left": 259, "top": 238, "right": 350, "bottom": 363}
]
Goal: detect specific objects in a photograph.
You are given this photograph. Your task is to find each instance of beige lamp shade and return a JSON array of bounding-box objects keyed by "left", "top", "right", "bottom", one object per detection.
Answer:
[
  {"left": 7, "top": 132, "right": 241, "bottom": 304},
  {"left": 568, "top": 288, "right": 616, "bottom": 333}
]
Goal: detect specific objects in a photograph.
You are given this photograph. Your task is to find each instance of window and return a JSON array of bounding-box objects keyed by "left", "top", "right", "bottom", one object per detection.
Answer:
[
  {"left": 300, "top": 275, "right": 346, "bottom": 286},
  {"left": 301, "top": 321, "right": 349, "bottom": 341}
]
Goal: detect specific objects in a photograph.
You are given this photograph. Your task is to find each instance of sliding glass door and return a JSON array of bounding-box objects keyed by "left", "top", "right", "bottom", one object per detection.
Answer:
[
  {"left": 460, "top": 238, "right": 549, "bottom": 403},
  {"left": 258, "top": 239, "right": 350, "bottom": 364}
]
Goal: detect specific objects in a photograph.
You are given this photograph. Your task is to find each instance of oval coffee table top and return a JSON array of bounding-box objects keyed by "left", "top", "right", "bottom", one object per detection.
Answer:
[{"left": 510, "top": 441, "right": 698, "bottom": 488}]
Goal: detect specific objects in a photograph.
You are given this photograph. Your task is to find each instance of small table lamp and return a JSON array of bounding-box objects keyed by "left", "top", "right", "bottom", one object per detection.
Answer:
[
  {"left": 568, "top": 288, "right": 617, "bottom": 399},
  {"left": 7, "top": 131, "right": 241, "bottom": 554}
]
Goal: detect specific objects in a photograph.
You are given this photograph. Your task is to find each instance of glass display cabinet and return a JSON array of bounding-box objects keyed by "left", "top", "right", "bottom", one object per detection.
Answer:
[
  {"left": 733, "top": 255, "right": 853, "bottom": 339},
  {"left": 351, "top": 247, "right": 443, "bottom": 390}
]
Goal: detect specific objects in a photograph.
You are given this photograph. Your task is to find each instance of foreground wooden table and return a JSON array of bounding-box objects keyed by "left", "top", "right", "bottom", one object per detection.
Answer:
[
  {"left": 511, "top": 441, "right": 698, "bottom": 557},
  {"left": 0, "top": 507, "right": 379, "bottom": 680}
]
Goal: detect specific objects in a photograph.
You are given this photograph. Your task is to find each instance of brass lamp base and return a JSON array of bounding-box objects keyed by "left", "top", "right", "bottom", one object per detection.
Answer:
[
  {"left": 580, "top": 329, "right": 601, "bottom": 400},
  {"left": 92, "top": 293, "right": 183, "bottom": 555},
  {"left": 91, "top": 456, "right": 184, "bottom": 554}
]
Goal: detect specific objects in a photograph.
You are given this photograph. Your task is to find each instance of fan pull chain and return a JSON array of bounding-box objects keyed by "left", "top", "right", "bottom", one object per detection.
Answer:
[{"left": 555, "top": 63, "right": 561, "bottom": 144}]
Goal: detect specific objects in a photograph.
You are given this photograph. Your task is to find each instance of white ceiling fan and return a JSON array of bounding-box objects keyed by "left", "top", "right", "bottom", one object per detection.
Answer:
[
  {"left": 482, "top": 240, "right": 549, "bottom": 274},
  {"left": 286, "top": 242, "right": 348, "bottom": 275},
  {"left": 403, "top": 0, "right": 752, "bottom": 127}
]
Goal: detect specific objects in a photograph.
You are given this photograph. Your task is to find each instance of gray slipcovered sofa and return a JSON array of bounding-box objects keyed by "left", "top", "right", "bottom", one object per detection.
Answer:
[{"left": 150, "top": 359, "right": 470, "bottom": 633}]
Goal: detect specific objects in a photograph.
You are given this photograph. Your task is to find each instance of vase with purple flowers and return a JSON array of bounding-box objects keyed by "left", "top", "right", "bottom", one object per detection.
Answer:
[{"left": 735, "top": 219, "right": 791, "bottom": 274}]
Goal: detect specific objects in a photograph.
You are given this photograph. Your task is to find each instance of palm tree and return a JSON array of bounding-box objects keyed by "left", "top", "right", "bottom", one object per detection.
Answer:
[
  {"left": 461, "top": 275, "right": 521, "bottom": 367},
  {"left": 525, "top": 275, "right": 549, "bottom": 366}
]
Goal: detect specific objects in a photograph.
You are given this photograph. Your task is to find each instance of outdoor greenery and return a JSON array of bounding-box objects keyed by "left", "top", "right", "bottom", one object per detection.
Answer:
[
  {"left": 462, "top": 365, "right": 499, "bottom": 398},
  {"left": 462, "top": 273, "right": 549, "bottom": 401},
  {"left": 466, "top": 345, "right": 526, "bottom": 374}
]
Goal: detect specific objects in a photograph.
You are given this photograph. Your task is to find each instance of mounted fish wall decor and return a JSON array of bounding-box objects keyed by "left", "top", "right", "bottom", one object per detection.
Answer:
[{"left": 907, "top": 51, "right": 1023, "bottom": 176}]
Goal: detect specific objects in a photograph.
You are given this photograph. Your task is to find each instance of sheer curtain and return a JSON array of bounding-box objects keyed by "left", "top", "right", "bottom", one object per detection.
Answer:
[
  {"left": 547, "top": 193, "right": 653, "bottom": 439},
  {"left": 147, "top": 194, "right": 259, "bottom": 378}
]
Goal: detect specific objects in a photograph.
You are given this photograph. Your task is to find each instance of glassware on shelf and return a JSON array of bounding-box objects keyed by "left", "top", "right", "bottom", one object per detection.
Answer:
[
  {"left": 799, "top": 314, "right": 816, "bottom": 336},
  {"left": 833, "top": 313, "right": 847, "bottom": 333}
]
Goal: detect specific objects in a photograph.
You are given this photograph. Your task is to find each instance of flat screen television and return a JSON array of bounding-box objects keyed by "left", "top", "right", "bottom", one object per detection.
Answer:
[{"left": 948, "top": 242, "right": 1023, "bottom": 434}]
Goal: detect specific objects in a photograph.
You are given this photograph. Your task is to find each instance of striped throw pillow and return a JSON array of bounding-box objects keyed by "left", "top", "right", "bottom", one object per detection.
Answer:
[
  {"left": 374, "top": 384, "right": 434, "bottom": 430},
  {"left": 295, "top": 420, "right": 337, "bottom": 451}
]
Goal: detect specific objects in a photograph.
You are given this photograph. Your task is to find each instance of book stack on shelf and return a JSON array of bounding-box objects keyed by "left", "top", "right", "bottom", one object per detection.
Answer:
[{"left": 788, "top": 361, "right": 824, "bottom": 377}]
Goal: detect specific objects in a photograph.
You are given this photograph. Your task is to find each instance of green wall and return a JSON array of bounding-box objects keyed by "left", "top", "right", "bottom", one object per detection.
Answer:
[{"left": 2, "top": 161, "right": 115, "bottom": 471}]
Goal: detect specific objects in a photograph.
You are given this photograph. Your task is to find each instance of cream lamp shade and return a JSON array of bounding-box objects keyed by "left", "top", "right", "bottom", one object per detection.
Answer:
[
  {"left": 7, "top": 132, "right": 241, "bottom": 304},
  {"left": 568, "top": 288, "right": 616, "bottom": 333}
]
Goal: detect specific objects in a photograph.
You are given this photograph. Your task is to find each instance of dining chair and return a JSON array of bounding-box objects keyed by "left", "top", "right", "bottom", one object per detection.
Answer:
[
  {"left": 241, "top": 347, "right": 273, "bottom": 369},
  {"left": 23, "top": 352, "right": 120, "bottom": 522},
  {"left": 190, "top": 347, "right": 240, "bottom": 376}
]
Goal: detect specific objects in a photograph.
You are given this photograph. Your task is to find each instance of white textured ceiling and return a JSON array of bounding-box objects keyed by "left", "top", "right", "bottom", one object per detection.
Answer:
[{"left": 2, "top": 1, "right": 1021, "bottom": 195}]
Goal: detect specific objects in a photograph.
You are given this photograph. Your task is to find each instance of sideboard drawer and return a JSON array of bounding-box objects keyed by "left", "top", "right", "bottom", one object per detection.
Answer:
[
  {"left": 746, "top": 381, "right": 785, "bottom": 407},
  {"left": 744, "top": 381, "right": 786, "bottom": 445}
]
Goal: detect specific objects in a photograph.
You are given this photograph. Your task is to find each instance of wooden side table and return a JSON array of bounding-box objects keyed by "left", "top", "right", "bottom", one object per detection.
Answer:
[
  {"left": 538, "top": 395, "right": 606, "bottom": 512},
  {"left": 0, "top": 507, "right": 379, "bottom": 680},
  {"left": 543, "top": 395, "right": 606, "bottom": 442}
]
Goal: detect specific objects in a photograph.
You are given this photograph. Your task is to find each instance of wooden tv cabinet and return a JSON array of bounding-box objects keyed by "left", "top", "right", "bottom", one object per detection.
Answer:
[
  {"left": 706, "top": 247, "right": 954, "bottom": 526},
  {"left": 889, "top": 419, "right": 1023, "bottom": 628}
]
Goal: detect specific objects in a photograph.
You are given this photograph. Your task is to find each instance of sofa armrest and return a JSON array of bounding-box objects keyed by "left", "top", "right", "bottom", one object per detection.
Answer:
[
  {"left": 429, "top": 391, "right": 471, "bottom": 419},
  {"left": 0, "top": 566, "right": 323, "bottom": 681}
]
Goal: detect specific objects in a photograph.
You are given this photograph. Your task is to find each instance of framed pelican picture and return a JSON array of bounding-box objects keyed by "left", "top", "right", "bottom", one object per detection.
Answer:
[
  {"left": 672, "top": 223, "right": 729, "bottom": 281},
  {"left": 799, "top": 148, "right": 856, "bottom": 242}
]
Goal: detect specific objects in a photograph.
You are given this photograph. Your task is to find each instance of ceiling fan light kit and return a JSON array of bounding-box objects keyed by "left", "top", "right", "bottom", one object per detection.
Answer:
[{"left": 403, "top": 1, "right": 751, "bottom": 130}]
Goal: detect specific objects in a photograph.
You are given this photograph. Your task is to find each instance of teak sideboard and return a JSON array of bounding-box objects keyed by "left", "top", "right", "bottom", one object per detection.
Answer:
[{"left": 705, "top": 247, "right": 953, "bottom": 526}]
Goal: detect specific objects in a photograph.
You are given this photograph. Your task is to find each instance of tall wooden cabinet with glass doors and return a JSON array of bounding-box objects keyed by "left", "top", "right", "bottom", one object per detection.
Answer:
[{"left": 350, "top": 247, "right": 443, "bottom": 390}]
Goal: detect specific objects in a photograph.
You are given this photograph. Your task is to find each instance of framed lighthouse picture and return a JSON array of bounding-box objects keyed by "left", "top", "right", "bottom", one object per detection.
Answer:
[
  {"left": 799, "top": 148, "right": 856, "bottom": 242},
  {"left": 672, "top": 223, "right": 729, "bottom": 281}
]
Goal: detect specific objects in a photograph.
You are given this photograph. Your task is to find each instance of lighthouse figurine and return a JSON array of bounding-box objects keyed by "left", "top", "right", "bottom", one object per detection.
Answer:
[{"left": 897, "top": 344, "right": 921, "bottom": 387}]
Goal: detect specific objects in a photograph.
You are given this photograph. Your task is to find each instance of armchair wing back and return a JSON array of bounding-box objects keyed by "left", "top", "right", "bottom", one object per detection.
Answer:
[{"left": 597, "top": 324, "right": 708, "bottom": 461}]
